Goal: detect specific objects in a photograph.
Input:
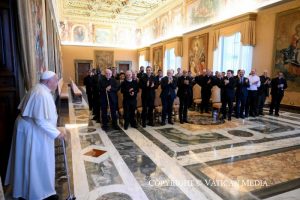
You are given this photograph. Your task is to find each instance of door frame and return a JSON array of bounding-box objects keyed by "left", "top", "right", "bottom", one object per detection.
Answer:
[
  {"left": 115, "top": 60, "right": 132, "bottom": 72},
  {"left": 74, "top": 59, "right": 93, "bottom": 85}
]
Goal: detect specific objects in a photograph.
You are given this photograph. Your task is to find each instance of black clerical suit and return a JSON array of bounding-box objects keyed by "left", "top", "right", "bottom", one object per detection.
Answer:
[
  {"left": 121, "top": 79, "right": 139, "bottom": 129},
  {"left": 220, "top": 77, "right": 236, "bottom": 120},
  {"left": 200, "top": 75, "right": 213, "bottom": 113},
  {"left": 160, "top": 76, "right": 177, "bottom": 124},
  {"left": 258, "top": 75, "right": 270, "bottom": 115},
  {"left": 235, "top": 76, "right": 250, "bottom": 118},
  {"left": 269, "top": 77, "right": 287, "bottom": 115},
  {"left": 177, "top": 75, "right": 193, "bottom": 123},
  {"left": 139, "top": 74, "right": 157, "bottom": 126},
  {"left": 83, "top": 74, "right": 94, "bottom": 111},
  {"left": 92, "top": 73, "right": 102, "bottom": 120},
  {"left": 99, "top": 77, "right": 118, "bottom": 129}
]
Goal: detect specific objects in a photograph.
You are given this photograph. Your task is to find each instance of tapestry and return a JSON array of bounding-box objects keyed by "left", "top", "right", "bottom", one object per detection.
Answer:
[
  {"left": 274, "top": 8, "right": 300, "bottom": 91},
  {"left": 94, "top": 50, "right": 114, "bottom": 72}
]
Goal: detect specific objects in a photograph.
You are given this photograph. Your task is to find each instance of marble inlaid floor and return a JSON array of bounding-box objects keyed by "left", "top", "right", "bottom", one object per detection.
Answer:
[{"left": 55, "top": 89, "right": 300, "bottom": 200}]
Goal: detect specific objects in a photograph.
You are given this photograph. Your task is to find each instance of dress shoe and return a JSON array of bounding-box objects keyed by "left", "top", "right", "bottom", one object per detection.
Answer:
[
  {"left": 160, "top": 122, "right": 166, "bottom": 126},
  {"left": 275, "top": 113, "right": 279, "bottom": 117},
  {"left": 228, "top": 117, "right": 232, "bottom": 121},
  {"left": 113, "top": 125, "right": 121, "bottom": 130},
  {"left": 147, "top": 122, "right": 154, "bottom": 126},
  {"left": 142, "top": 123, "right": 146, "bottom": 128},
  {"left": 101, "top": 125, "right": 108, "bottom": 131},
  {"left": 131, "top": 124, "right": 138, "bottom": 128},
  {"left": 180, "top": 120, "right": 184, "bottom": 124},
  {"left": 168, "top": 121, "right": 174, "bottom": 125},
  {"left": 183, "top": 120, "right": 189, "bottom": 123},
  {"left": 269, "top": 112, "right": 273, "bottom": 115}
]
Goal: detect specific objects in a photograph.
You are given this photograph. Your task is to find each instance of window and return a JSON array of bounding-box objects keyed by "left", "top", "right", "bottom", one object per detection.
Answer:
[
  {"left": 164, "top": 48, "right": 182, "bottom": 75},
  {"left": 139, "top": 55, "right": 149, "bottom": 68},
  {"left": 213, "top": 32, "right": 253, "bottom": 75}
]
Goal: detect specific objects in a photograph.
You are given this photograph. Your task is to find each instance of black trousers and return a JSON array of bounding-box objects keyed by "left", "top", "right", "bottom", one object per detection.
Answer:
[
  {"left": 92, "top": 93, "right": 100, "bottom": 117},
  {"left": 258, "top": 93, "right": 267, "bottom": 114},
  {"left": 201, "top": 90, "right": 211, "bottom": 112},
  {"left": 141, "top": 98, "right": 154, "bottom": 124},
  {"left": 179, "top": 96, "right": 189, "bottom": 121},
  {"left": 101, "top": 96, "right": 117, "bottom": 127},
  {"left": 246, "top": 90, "right": 258, "bottom": 116},
  {"left": 221, "top": 96, "right": 234, "bottom": 119},
  {"left": 87, "top": 92, "right": 93, "bottom": 111},
  {"left": 161, "top": 95, "right": 174, "bottom": 122},
  {"left": 269, "top": 93, "right": 284, "bottom": 114},
  {"left": 123, "top": 99, "right": 137, "bottom": 127}
]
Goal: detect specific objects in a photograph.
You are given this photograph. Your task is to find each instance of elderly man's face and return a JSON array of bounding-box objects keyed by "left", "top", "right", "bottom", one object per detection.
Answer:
[
  {"left": 167, "top": 70, "right": 173, "bottom": 77},
  {"left": 251, "top": 69, "right": 256, "bottom": 75},
  {"left": 126, "top": 71, "right": 132, "bottom": 80},
  {"left": 182, "top": 70, "right": 188, "bottom": 77},
  {"left": 105, "top": 70, "right": 112, "bottom": 79},
  {"left": 47, "top": 75, "right": 59, "bottom": 92}
]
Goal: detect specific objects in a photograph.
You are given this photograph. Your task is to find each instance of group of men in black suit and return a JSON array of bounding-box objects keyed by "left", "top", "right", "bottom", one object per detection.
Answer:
[{"left": 84, "top": 66, "right": 288, "bottom": 131}]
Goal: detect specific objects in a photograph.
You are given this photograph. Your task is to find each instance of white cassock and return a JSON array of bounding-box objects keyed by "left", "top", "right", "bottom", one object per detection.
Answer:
[{"left": 5, "top": 83, "right": 60, "bottom": 200}]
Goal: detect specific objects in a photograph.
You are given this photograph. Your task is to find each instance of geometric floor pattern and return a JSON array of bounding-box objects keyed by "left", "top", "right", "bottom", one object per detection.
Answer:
[{"left": 57, "top": 89, "right": 300, "bottom": 200}]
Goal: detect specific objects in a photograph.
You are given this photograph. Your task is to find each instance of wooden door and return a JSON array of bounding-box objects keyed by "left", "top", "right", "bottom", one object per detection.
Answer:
[
  {"left": 119, "top": 64, "right": 129, "bottom": 72},
  {"left": 0, "top": 0, "right": 21, "bottom": 179},
  {"left": 75, "top": 60, "right": 92, "bottom": 86}
]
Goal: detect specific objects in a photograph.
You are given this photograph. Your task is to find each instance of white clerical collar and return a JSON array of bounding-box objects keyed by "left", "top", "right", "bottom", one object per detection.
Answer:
[
  {"left": 40, "top": 83, "right": 51, "bottom": 93},
  {"left": 127, "top": 79, "right": 133, "bottom": 82}
]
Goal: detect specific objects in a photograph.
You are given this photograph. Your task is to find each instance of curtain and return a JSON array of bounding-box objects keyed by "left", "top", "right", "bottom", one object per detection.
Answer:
[
  {"left": 213, "top": 32, "right": 253, "bottom": 75},
  {"left": 212, "top": 14, "right": 256, "bottom": 50},
  {"left": 17, "top": 0, "right": 37, "bottom": 90}
]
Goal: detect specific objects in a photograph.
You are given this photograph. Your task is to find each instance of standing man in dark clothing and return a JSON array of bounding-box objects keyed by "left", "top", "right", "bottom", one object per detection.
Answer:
[
  {"left": 221, "top": 70, "right": 236, "bottom": 121},
  {"left": 235, "top": 70, "right": 250, "bottom": 118},
  {"left": 139, "top": 66, "right": 157, "bottom": 127},
  {"left": 200, "top": 70, "right": 213, "bottom": 113},
  {"left": 155, "top": 69, "right": 164, "bottom": 84},
  {"left": 269, "top": 72, "right": 288, "bottom": 116},
  {"left": 137, "top": 66, "right": 145, "bottom": 79},
  {"left": 99, "top": 69, "right": 120, "bottom": 130},
  {"left": 177, "top": 70, "right": 193, "bottom": 123},
  {"left": 121, "top": 71, "right": 139, "bottom": 130},
  {"left": 160, "top": 69, "right": 177, "bottom": 125},
  {"left": 258, "top": 71, "right": 271, "bottom": 115},
  {"left": 92, "top": 69, "right": 102, "bottom": 122},
  {"left": 83, "top": 69, "right": 94, "bottom": 111}
]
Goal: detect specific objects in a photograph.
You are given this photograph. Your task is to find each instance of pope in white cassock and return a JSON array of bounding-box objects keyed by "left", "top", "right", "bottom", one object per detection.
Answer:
[{"left": 5, "top": 71, "right": 65, "bottom": 200}]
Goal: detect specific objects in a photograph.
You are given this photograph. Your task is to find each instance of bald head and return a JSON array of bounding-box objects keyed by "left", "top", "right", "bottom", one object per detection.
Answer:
[{"left": 105, "top": 69, "right": 112, "bottom": 79}]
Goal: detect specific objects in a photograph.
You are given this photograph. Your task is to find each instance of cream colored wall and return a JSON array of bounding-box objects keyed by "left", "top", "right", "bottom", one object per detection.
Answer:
[
  {"left": 61, "top": 1, "right": 300, "bottom": 106},
  {"left": 181, "top": 0, "right": 300, "bottom": 106},
  {"left": 253, "top": 0, "right": 300, "bottom": 106},
  {"left": 61, "top": 45, "right": 138, "bottom": 82}
]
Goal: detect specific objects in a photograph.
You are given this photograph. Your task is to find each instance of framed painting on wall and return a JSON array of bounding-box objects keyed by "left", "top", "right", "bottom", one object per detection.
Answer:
[
  {"left": 273, "top": 8, "right": 300, "bottom": 92},
  {"left": 94, "top": 50, "right": 114, "bottom": 72},
  {"left": 152, "top": 46, "right": 163, "bottom": 73},
  {"left": 188, "top": 33, "right": 208, "bottom": 74}
]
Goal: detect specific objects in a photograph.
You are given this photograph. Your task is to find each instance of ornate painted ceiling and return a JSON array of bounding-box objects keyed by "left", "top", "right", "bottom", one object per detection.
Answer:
[{"left": 58, "top": 0, "right": 170, "bottom": 25}]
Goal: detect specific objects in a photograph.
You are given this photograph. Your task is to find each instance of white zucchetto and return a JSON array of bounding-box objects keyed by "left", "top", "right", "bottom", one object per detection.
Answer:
[{"left": 40, "top": 71, "right": 56, "bottom": 80}]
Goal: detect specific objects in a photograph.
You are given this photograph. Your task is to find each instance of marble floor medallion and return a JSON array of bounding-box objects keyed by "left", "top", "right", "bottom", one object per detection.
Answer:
[
  {"left": 155, "top": 127, "right": 229, "bottom": 146},
  {"left": 84, "top": 157, "right": 123, "bottom": 191},
  {"left": 227, "top": 130, "right": 254, "bottom": 137},
  {"left": 97, "top": 192, "right": 132, "bottom": 200}
]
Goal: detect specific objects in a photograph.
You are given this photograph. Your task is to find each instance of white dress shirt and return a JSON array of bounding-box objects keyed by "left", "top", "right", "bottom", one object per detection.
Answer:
[{"left": 248, "top": 74, "right": 261, "bottom": 91}]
